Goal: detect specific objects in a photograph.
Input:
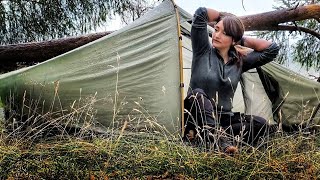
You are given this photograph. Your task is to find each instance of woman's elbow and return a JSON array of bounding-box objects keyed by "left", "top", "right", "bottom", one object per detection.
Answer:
[
  {"left": 193, "top": 7, "right": 208, "bottom": 20},
  {"left": 266, "top": 42, "right": 280, "bottom": 60}
]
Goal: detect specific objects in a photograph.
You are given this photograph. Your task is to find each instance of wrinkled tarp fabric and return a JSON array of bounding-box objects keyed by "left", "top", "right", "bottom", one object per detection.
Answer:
[
  {"left": 0, "top": 0, "right": 182, "bottom": 133},
  {"left": 262, "top": 62, "right": 320, "bottom": 126}
]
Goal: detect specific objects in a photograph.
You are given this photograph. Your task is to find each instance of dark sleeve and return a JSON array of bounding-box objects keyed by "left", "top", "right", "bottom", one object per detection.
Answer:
[
  {"left": 242, "top": 42, "right": 280, "bottom": 73},
  {"left": 191, "top": 7, "right": 211, "bottom": 57}
]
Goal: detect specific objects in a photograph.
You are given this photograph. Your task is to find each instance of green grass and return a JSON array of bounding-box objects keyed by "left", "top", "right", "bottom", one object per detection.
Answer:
[{"left": 1, "top": 130, "right": 320, "bottom": 179}]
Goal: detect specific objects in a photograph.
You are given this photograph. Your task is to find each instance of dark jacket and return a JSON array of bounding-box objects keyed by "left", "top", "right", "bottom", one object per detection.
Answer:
[{"left": 189, "top": 7, "right": 280, "bottom": 112}]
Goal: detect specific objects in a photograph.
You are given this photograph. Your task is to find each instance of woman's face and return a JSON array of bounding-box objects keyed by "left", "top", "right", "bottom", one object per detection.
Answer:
[{"left": 212, "top": 20, "right": 233, "bottom": 50}]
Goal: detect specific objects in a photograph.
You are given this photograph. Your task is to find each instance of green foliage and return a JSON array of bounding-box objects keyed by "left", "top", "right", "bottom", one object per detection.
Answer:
[
  {"left": 0, "top": 0, "right": 158, "bottom": 45},
  {"left": 294, "top": 19, "right": 320, "bottom": 69},
  {"left": 257, "top": 0, "right": 320, "bottom": 70}
]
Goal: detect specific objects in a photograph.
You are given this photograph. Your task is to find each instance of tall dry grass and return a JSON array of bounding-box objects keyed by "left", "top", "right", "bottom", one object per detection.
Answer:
[{"left": 1, "top": 87, "right": 320, "bottom": 179}]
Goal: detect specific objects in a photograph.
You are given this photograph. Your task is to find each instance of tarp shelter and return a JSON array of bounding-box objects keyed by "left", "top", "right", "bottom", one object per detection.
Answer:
[{"left": 0, "top": 0, "right": 319, "bottom": 135}]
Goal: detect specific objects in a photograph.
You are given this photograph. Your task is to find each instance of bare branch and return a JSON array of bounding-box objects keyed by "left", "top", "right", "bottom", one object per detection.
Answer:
[
  {"left": 269, "top": 25, "right": 320, "bottom": 40},
  {"left": 241, "top": 0, "right": 246, "bottom": 11},
  {"left": 292, "top": 21, "right": 302, "bottom": 35}
]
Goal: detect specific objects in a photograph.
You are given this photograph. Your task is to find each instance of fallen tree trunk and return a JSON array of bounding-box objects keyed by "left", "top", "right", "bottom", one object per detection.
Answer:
[
  {"left": 0, "top": 31, "right": 112, "bottom": 72},
  {"left": 1, "top": 4, "right": 319, "bottom": 72},
  {"left": 240, "top": 4, "right": 320, "bottom": 31},
  {"left": 209, "top": 4, "right": 320, "bottom": 38}
]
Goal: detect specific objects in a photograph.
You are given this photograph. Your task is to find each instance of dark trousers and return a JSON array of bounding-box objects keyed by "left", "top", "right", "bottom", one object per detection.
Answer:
[{"left": 183, "top": 88, "right": 273, "bottom": 145}]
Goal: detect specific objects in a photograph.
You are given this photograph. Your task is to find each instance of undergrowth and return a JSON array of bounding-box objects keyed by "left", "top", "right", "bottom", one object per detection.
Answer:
[
  {"left": 1, "top": 92, "right": 319, "bottom": 179},
  {"left": 1, "top": 125, "right": 320, "bottom": 179}
]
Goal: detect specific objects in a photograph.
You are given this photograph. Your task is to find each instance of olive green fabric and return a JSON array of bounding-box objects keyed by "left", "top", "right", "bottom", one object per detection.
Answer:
[
  {"left": 262, "top": 62, "right": 320, "bottom": 127},
  {"left": 0, "top": 0, "right": 182, "bottom": 133}
]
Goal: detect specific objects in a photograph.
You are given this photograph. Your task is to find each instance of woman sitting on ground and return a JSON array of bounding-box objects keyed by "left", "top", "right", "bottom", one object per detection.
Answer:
[{"left": 184, "top": 7, "right": 280, "bottom": 153}]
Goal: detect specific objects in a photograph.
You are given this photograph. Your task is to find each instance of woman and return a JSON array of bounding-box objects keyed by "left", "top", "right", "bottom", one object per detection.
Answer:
[{"left": 184, "top": 7, "right": 280, "bottom": 153}]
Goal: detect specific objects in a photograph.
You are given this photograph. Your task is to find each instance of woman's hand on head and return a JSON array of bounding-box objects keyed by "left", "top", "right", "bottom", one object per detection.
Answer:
[{"left": 234, "top": 45, "right": 253, "bottom": 56}]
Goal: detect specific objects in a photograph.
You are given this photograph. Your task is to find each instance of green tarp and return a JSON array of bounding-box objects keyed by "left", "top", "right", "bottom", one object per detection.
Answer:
[{"left": 0, "top": 0, "right": 183, "bottom": 134}]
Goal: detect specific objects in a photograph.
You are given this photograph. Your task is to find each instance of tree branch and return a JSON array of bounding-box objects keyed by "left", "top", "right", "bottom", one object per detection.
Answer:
[{"left": 266, "top": 25, "right": 320, "bottom": 40}]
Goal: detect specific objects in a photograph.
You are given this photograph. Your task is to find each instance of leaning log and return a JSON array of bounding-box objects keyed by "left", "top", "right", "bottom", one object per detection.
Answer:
[
  {"left": 239, "top": 4, "right": 320, "bottom": 31},
  {"left": 209, "top": 4, "right": 320, "bottom": 39},
  {"left": 0, "top": 31, "right": 112, "bottom": 72}
]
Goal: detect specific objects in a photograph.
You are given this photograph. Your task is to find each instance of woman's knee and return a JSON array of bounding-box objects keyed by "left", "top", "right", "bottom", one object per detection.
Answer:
[
  {"left": 186, "top": 89, "right": 214, "bottom": 113},
  {"left": 245, "top": 115, "right": 268, "bottom": 126}
]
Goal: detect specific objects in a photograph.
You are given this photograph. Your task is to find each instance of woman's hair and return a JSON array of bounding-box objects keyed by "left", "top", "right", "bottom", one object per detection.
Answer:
[
  {"left": 221, "top": 16, "right": 245, "bottom": 67},
  {"left": 222, "top": 16, "right": 245, "bottom": 43}
]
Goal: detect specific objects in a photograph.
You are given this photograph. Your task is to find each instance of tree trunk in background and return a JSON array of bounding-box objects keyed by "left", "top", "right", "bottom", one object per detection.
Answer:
[
  {"left": 0, "top": 32, "right": 112, "bottom": 72},
  {"left": 239, "top": 4, "right": 320, "bottom": 31},
  {"left": 1, "top": 4, "right": 319, "bottom": 72}
]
